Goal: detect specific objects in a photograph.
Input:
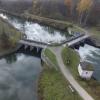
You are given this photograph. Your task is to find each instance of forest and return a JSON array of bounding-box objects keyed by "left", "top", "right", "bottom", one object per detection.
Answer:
[{"left": 0, "top": 0, "right": 100, "bottom": 27}]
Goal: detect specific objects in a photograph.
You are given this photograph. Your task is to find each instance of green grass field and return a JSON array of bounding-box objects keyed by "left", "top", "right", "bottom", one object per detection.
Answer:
[
  {"left": 44, "top": 48, "right": 58, "bottom": 67},
  {"left": 38, "top": 64, "right": 82, "bottom": 100}
]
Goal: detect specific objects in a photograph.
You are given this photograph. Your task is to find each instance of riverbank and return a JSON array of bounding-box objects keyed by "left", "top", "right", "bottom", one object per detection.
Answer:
[
  {"left": 0, "top": 9, "right": 100, "bottom": 47},
  {"left": 0, "top": 15, "right": 21, "bottom": 58},
  {"left": 62, "top": 47, "right": 100, "bottom": 100},
  {"left": 0, "top": 44, "right": 21, "bottom": 59},
  {"left": 0, "top": 9, "right": 71, "bottom": 31}
]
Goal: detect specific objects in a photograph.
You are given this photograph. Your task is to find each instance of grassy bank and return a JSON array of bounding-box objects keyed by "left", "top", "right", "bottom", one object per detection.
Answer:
[
  {"left": 23, "top": 13, "right": 72, "bottom": 30},
  {"left": 62, "top": 47, "right": 80, "bottom": 77},
  {"left": 62, "top": 47, "right": 100, "bottom": 100},
  {"left": 44, "top": 48, "right": 58, "bottom": 67},
  {"left": 38, "top": 64, "right": 82, "bottom": 100},
  {"left": 0, "top": 18, "right": 21, "bottom": 53}
]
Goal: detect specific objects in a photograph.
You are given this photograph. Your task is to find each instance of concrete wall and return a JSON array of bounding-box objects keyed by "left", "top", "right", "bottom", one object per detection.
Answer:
[{"left": 78, "top": 64, "right": 93, "bottom": 79}]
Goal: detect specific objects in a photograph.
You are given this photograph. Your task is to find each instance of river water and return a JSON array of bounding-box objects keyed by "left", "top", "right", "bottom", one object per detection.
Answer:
[
  {"left": 0, "top": 13, "right": 69, "bottom": 43},
  {"left": 0, "top": 12, "right": 100, "bottom": 100},
  {"left": 0, "top": 53, "right": 42, "bottom": 100},
  {"left": 77, "top": 44, "right": 100, "bottom": 81}
]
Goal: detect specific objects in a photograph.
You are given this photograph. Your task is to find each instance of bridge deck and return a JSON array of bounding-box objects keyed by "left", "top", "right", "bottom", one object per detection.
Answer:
[
  {"left": 18, "top": 40, "right": 47, "bottom": 48},
  {"left": 67, "top": 35, "right": 89, "bottom": 47},
  {"left": 18, "top": 34, "right": 89, "bottom": 48}
]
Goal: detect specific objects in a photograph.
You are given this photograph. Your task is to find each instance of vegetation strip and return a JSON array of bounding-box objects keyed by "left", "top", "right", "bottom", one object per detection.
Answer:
[
  {"left": 62, "top": 47, "right": 100, "bottom": 100},
  {"left": 44, "top": 48, "right": 58, "bottom": 67}
]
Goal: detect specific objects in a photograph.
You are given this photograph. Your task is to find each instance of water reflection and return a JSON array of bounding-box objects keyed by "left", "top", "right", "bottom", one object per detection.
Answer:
[
  {"left": 0, "top": 53, "right": 42, "bottom": 100},
  {"left": 5, "top": 54, "right": 17, "bottom": 64}
]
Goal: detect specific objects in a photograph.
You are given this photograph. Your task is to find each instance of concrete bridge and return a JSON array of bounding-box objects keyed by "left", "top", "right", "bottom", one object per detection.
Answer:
[
  {"left": 18, "top": 39, "right": 48, "bottom": 53},
  {"left": 67, "top": 34, "right": 90, "bottom": 47},
  {"left": 18, "top": 34, "right": 90, "bottom": 52}
]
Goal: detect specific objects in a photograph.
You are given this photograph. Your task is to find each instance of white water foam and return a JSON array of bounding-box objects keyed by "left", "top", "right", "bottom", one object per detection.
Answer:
[
  {"left": 0, "top": 13, "right": 8, "bottom": 19},
  {"left": 0, "top": 13, "right": 66, "bottom": 43},
  {"left": 78, "top": 44, "right": 100, "bottom": 62}
]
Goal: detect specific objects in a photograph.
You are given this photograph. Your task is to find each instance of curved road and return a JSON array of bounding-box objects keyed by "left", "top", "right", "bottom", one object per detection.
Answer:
[{"left": 50, "top": 46, "right": 94, "bottom": 100}]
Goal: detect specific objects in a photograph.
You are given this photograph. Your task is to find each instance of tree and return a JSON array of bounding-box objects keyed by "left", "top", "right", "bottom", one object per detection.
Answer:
[
  {"left": 77, "top": 0, "right": 93, "bottom": 25},
  {"left": 64, "top": 0, "right": 73, "bottom": 16}
]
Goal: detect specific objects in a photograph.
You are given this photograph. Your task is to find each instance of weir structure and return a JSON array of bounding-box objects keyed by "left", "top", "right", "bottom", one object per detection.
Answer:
[{"left": 18, "top": 34, "right": 90, "bottom": 52}]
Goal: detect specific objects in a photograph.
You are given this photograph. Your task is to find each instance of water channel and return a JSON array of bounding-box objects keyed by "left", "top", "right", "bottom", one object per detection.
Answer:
[{"left": 0, "top": 12, "right": 100, "bottom": 100}]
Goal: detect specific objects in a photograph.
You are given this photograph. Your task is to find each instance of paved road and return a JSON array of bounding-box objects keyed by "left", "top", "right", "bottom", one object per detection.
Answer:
[
  {"left": 50, "top": 46, "right": 94, "bottom": 100},
  {"left": 68, "top": 35, "right": 89, "bottom": 47}
]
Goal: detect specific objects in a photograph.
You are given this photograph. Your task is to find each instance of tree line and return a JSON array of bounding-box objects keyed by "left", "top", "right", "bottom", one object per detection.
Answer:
[
  {"left": 32, "top": 0, "right": 99, "bottom": 26},
  {"left": 64, "top": 0, "right": 100, "bottom": 26}
]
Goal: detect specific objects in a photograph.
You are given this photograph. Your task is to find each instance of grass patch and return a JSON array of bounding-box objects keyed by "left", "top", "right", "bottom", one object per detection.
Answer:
[
  {"left": 38, "top": 64, "right": 82, "bottom": 100},
  {"left": 62, "top": 47, "right": 80, "bottom": 77},
  {"left": 44, "top": 48, "right": 58, "bottom": 67},
  {"left": 0, "top": 18, "right": 21, "bottom": 52},
  {"left": 61, "top": 47, "right": 100, "bottom": 100}
]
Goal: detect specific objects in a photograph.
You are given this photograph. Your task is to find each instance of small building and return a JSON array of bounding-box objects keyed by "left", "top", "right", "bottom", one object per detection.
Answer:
[{"left": 78, "top": 61, "right": 94, "bottom": 80}]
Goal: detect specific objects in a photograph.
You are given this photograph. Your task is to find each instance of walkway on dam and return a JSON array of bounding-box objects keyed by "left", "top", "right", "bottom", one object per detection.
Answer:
[
  {"left": 18, "top": 39, "right": 48, "bottom": 49},
  {"left": 18, "top": 34, "right": 89, "bottom": 49},
  {"left": 67, "top": 34, "right": 89, "bottom": 47}
]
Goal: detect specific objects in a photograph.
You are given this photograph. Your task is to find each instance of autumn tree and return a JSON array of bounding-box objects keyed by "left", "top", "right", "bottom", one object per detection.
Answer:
[
  {"left": 64, "top": 0, "right": 73, "bottom": 16},
  {"left": 77, "top": 0, "right": 93, "bottom": 25}
]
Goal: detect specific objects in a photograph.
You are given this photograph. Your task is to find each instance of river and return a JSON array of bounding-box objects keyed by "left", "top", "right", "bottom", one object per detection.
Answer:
[
  {"left": 0, "top": 12, "right": 100, "bottom": 100},
  {"left": 0, "top": 13, "right": 69, "bottom": 43},
  {"left": 0, "top": 53, "right": 42, "bottom": 100},
  {"left": 77, "top": 44, "right": 100, "bottom": 81}
]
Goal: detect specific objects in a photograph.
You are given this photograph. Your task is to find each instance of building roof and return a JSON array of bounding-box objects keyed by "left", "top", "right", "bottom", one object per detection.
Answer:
[{"left": 80, "top": 61, "right": 94, "bottom": 71}]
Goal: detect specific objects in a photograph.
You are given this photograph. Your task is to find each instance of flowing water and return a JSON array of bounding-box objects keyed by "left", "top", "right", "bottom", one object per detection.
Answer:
[
  {"left": 0, "top": 13, "right": 69, "bottom": 43},
  {"left": 77, "top": 44, "right": 100, "bottom": 81}
]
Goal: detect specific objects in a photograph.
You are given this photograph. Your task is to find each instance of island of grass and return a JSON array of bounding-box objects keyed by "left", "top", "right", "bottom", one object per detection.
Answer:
[
  {"left": 0, "top": 17, "right": 21, "bottom": 55},
  {"left": 62, "top": 47, "right": 100, "bottom": 100},
  {"left": 38, "top": 63, "right": 82, "bottom": 100},
  {"left": 44, "top": 48, "right": 58, "bottom": 67}
]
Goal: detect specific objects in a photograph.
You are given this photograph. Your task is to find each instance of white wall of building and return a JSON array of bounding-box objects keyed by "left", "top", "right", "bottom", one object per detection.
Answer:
[{"left": 78, "top": 64, "right": 93, "bottom": 79}]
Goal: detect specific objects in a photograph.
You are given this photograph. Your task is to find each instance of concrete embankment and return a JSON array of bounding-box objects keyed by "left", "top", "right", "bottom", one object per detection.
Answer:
[{"left": 0, "top": 9, "right": 71, "bottom": 31}]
